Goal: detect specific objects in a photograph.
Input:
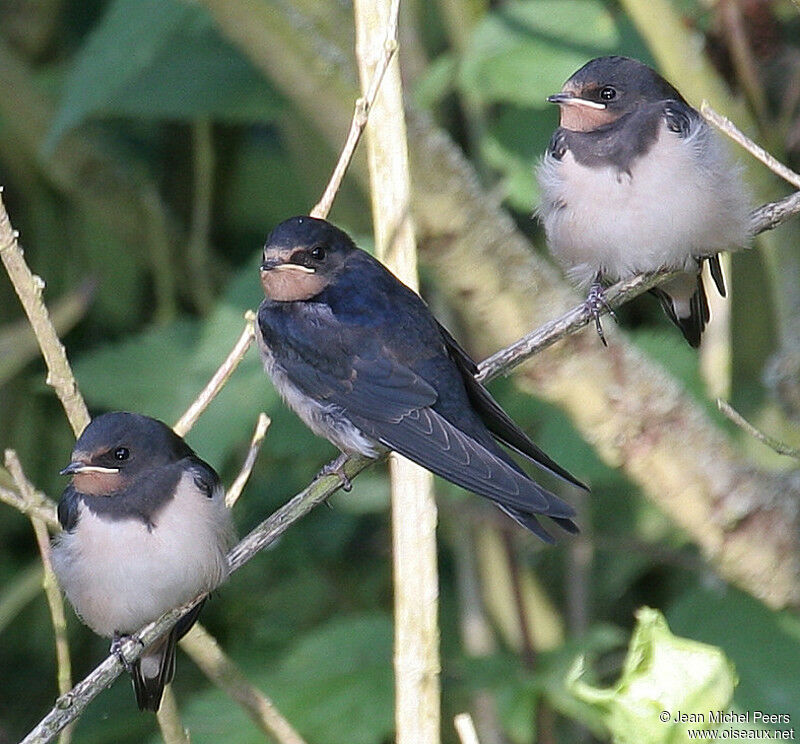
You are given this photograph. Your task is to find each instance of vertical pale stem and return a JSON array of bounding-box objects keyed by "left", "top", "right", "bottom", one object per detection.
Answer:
[
  {"left": 353, "top": 2, "right": 441, "bottom": 743},
  {"left": 700, "top": 255, "right": 732, "bottom": 399},
  {"left": 156, "top": 686, "right": 190, "bottom": 744}
]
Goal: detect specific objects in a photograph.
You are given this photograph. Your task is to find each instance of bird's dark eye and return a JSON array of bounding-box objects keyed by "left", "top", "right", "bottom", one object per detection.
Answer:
[
  {"left": 114, "top": 447, "right": 130, "bottom": 461},
  {"left": 309, "top": 246, "right": 326, "bottom": 261},
  {"left": 599, "top": 86, "right": 617, "bottom": 101}
]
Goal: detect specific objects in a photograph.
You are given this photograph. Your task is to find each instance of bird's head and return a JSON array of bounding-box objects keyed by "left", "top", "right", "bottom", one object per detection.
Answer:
[
  {"left": 547, "top": 56, "right": 685, "bottom": 132},
  {"left": 259, "top": 216, "right": 356, "bottom": 302},
  {"left": 61, "top": 412, "right": 190, "bottom": 496}
]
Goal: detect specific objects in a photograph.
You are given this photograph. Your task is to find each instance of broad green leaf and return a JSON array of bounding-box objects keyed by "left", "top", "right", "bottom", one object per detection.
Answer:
[
  {"left": 459, "top": 0, "right": 651, "bottom": 106},
  {"left": 47, "top": 0, "right": 281, "bottom": 148},
  {"left": 569, "top": 607, "right": 737, "bottom": 743}
]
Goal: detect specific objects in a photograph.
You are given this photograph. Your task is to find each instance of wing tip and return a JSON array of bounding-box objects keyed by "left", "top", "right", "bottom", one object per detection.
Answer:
[{"left": 499, "top": 505, "right": 580, "bottom": 543}]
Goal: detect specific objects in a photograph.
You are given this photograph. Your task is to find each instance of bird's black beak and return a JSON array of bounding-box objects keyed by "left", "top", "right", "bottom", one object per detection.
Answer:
[
  {"left": 260, "top": 257, "right": 281, "bottom": 272},
  {"left": 60, "top": 461, "right": 85, "bottom": 476},
  {"left": 59, "top": 461, "right": 119, "bottom": 476}
]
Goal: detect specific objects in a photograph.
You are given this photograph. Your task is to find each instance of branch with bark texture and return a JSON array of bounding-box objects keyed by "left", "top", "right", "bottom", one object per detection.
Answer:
[
  {"left": 19, "top": 454, "right": 372, "bottom": 744},
  {"left": 477, "top": 189, "right": 800, "bottom": 379},
  {"left": 11, "top": 160, "right": 800, "bottom": 744}
]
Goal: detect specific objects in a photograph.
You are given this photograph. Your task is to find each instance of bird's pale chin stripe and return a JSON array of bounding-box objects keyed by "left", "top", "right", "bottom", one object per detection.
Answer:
[
  {"left": 562, "top": 98, "right": 607, "bottom": 110},
  {"left": 77, "top": 465, "right": 120, "bottom": 474},
  {"left": 272, "top": 264, "right": 316, "bottom": 274}
]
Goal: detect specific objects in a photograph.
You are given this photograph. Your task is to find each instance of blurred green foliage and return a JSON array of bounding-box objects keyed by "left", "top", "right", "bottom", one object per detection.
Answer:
[{"left": 1, "top": 1, "right": 799, "bottom": 742}]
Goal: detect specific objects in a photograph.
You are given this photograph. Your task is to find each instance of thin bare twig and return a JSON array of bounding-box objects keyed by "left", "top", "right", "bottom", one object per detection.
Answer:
[
  {"left": 0, "top": 483, "right": 60, "bottom": 530},
  {"left": 476, "top": 270, "right": 680, "bottom": 381},
  {"left": 701, "top": 102, "right": 800, "bottom": 190},
  {"left": 0, "top": 188, "right": 90, "bottom": 436},
  {"left": 155, "top": 687, "right": 189, "bottom": 744},
  {"left": 5, "top": 451, "right": 73, "bottom": 744},
  {"left": 180, "top": 624, "right": 308, "bottom": 744},
  {"left": 16, "top": 182, "right": 800, "bottom": 743},
  {"left": 17, "top": 170, "right": 800, "bottom": 737},
  {"left": 226, "top": 413, "right": 271, "bottom": 508},
  {"left": 717, "top": 399, "right": 800, "bottom": 460},
  {"left": 454, "top": 713, "right": 481, "bottom": 744},
  {"left": 173, "top": 311, "right": 256, "bottom": 437},
  {"left": 309, "top": 1, "right": 399, "bottom": 220}
]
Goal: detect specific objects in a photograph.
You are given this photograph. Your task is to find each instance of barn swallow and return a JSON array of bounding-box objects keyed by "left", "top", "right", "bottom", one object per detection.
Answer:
[
  {"left": 52, "top": 412, "right": 235, "bottom": 712},
  {"left": 537, "top": 55, "right": 751, "bottom": 347},
  {"left": 255, "top": 216, "right": 586, "bottom": 542}
]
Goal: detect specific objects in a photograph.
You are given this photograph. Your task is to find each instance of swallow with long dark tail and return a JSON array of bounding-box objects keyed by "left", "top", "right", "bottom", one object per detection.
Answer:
[
  {"left": 537, "top": 55, "right": 751, "bottom": 347},
  {"left": 255, "top": 216, "right": 586, "bottom": 542}
]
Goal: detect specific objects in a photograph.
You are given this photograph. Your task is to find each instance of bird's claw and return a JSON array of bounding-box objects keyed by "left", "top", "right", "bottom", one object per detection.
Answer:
[
  {"left": 585, "top": 281, "right": 617, "bottom": 347},
  {"left": 317, "top": 453, "right": 352, "bottom": 492},
  {"left": 110, "top": 632, "right": 143, "bottom": 672}
]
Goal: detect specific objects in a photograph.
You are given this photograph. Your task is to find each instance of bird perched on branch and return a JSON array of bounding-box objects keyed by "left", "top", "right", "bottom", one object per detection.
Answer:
[
  {"left": 52, "top": 412, "right": 235, "bottom": 712},
  {"left": 255, "top": 216, "right": 585, "bottom": 541},
  {"left": 537, "top": 55, "right": 751, "bottom": 347}
]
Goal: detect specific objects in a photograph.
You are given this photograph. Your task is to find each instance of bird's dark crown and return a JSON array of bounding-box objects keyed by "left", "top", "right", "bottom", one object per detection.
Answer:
[
  {"left": 560, "top": 56, "right": 684, "bottom": 109},
  {"left": 260, "top": 216, "right": 358, "bottom": 302}
]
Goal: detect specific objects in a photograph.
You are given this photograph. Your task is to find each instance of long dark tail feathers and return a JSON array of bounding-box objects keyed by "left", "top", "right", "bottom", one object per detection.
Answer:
[
  {"left": 498, "top": 504, "right": 580, "bottom": 543},
  {"left": 650, "top": 277, "right": 708, "bottom": 348},
  {"left": 131, "top": 634, "right": 176, "bottom": 712},
  {"left": 130, "top": 599, "right": 206, "bottom": 712},
  {"left": 650, "top": 258, "right": 727, "bottom": 348},
  {"left": 707, "top": 254, "right": 726, "bottom": 297},
  {"left": 441, "top": 325, "right": 588, "bottom": 491}
]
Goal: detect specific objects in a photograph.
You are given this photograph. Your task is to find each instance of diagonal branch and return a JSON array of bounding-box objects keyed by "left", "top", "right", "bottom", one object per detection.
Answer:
[
  {"left": 173, "top": 312, "right": 256, "bottom": 437},
  {"left": 0, "top": 189, "right": 90, "bottom": 437},
  {"left": 309, "top": 2, "right": 398, "bottom": 220},
  {"left": 15, "top": 169, "right": 800, "bottom": 737}
]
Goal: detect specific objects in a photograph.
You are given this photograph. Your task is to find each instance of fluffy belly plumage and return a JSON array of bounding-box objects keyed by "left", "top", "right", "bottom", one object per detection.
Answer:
[
  {"left": 537, "top": 124, "right": 749, "bottom": 286},
  {"left": 52, "top": 476, "right": 230, "bottom": 636}
]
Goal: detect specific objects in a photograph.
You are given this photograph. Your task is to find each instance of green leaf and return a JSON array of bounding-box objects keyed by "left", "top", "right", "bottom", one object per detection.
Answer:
[
  {"left": 459, "top": 0, "right": 651, "bottom": 106},
  {"left": 569, "top": 607, "right": 737, "bottom": 744},
  {"left": 47, "top": 0, "right": 281, "bottom": 148},
  {"left": 262, "top": 613, "right": 394, "bottom": 744}
]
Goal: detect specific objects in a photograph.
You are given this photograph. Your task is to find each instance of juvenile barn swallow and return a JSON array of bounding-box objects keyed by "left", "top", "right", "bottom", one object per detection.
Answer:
[
  {"left": 537, "top": 56, "right": 751, "bottom": 347},
  {"left": 255, "top": 216, "right": 586, "bottom": 541},
  {"left": 52, "top": 412, "right": 235, "bottom": 711}
]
